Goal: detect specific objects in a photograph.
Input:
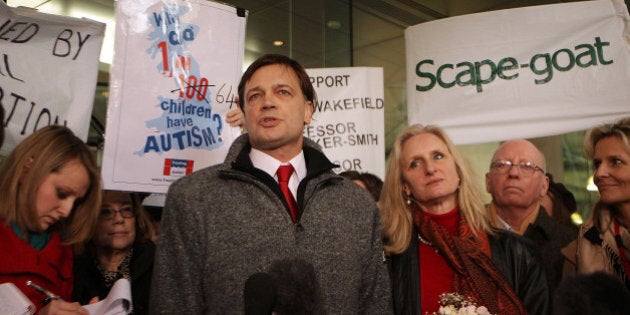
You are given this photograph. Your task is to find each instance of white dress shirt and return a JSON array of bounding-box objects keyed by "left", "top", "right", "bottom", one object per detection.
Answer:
[{"left": 249, "top": 148, "right": 306, "bottom": 198}]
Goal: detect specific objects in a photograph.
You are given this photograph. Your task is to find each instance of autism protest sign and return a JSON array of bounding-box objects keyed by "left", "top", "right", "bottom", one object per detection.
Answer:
[
  {"left": 406, "top": 0, "right": 630, "bottom": 145},
  {"left": 101, "top": 0, "right": 245, "bottom": 193},
  {"left": 0, "top": 2, "right": 105, "bottom": 155},
  {"left": 305, "top": 67, "right": 385, "bottom": 179}
]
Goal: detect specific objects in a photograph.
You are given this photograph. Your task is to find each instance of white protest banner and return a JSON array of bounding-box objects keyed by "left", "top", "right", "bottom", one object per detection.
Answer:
[
  {"left": 0, "top": 2, "right": 105, "bottom": 155},
  {"left": 406, "top": 0, "right": 630, "bottom": 145},
  {"left": 102, "top": 0, "right": 246, "bottom": 193},
  {"left": 305, "top": 67, "right": 385, "bottom": 179}
]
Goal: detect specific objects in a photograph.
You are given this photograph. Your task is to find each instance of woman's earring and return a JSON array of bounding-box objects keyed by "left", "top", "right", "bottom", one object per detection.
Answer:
[{"left": 406, "top": 195, "right": 411, "bottom": 205}]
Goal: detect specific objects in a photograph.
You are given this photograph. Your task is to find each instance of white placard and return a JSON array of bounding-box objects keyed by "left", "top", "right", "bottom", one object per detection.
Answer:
[
  {"left": 305, "top": 67, "right": 385, "bottom": 179},
  {"left": 102, "top": 0, "right": 246, "bottom": 193},
  {"left": 0, "top": 2, "right": 105, "bottom": 155},
  {"left": 406, "top": 0, "right": 630, "bottom": 144}
]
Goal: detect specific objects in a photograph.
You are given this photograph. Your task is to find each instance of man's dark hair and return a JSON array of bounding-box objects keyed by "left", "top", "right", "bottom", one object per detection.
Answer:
[
  {"left": 339, "top": 170, "right": 361, "bottom": 181},
  {"left": 359, "top": 172, "right": 384, "bottom": 202},
  {"left": 339, "top": 171, "right": 383, "bottom": 202},
  {"left": 237, "top": 54, "right": 316, "bottom": 111}
]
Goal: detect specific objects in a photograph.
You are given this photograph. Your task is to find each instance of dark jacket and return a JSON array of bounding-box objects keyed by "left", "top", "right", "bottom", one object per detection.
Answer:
[
  {"left": 523, "top": 207, "right": 577, "bottom": 295},
  {"left": 73, "top": 240, "right": 155, "bottom": 315},
  {"left": 389, "top": 228, "right": 550, "bottom": 315}
]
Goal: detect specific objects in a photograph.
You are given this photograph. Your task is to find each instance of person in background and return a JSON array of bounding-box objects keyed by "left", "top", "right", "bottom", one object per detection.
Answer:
[
  {"left": 562, "top": 117, "right": 630, "bottom": 290},
  {"left": 339, "top": 170, "right": 383, "bottom": 203},
  {"left": 0, "top": 125, "right": 101, "bottom": 315},
  {"left": 542, "top": 173, "right": 579, "bottom": 229},
  {"left": 381, "top": 124, "right": 549, "bottom": 315},
  {"left": 486, "top": 139, "right": 576, "bottom": 294},
  {"left": 73, "top": 190, "right": 155, "bottom": 314},
  {"left": 150, "top": 54, "right": 391, "bottom": 313},
  {"left": 141, "top": 193, "right": 165, "bottom": 243}
]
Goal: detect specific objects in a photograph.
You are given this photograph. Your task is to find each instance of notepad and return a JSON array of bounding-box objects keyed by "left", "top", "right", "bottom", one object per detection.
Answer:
[
  {"left": 0, "top": 282, "right": 36, "bottom": 315},
  {"left": 82, "top": 278, "right": 133, "bottom": 315}
]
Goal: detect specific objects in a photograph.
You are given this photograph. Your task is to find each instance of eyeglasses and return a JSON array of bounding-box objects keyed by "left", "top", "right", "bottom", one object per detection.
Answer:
[
  {"left": 490, "top": 160, "right": 544, "bottom": 176},
  {"left": 99, "top": 206, "right": 135, "bottom": 220}
]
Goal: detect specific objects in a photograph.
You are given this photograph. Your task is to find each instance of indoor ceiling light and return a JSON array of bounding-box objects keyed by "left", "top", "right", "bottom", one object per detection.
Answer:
[{"left": 273, "top": 40, "right": 284, "bottom": 46}]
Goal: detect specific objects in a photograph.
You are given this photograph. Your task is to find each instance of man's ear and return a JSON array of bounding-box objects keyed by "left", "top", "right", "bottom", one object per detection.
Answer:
[
  {"left": 540, "top": 174, "right": 550, "bottom": 197},
  {"left": 304, "top": 101, "right": 314, "bottom": 124}
]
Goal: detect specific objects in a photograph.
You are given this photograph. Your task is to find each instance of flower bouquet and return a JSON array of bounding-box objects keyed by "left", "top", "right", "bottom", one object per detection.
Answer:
[{"left": 428, "top": 292, "right": 495, "bottom": 315}]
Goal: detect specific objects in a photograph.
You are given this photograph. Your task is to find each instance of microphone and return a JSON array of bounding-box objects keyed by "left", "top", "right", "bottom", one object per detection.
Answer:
[
  {"left": 267, "top": 258, "right": 324, "bottom": 314},
  {"left": 243, "top": 272, "right": 276, "bottom": 315}
]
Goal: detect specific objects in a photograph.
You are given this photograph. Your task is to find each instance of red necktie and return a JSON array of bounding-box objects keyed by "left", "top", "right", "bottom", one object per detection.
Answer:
[{"left": 277, "top": 164, "right": 298, "bottom": 222}]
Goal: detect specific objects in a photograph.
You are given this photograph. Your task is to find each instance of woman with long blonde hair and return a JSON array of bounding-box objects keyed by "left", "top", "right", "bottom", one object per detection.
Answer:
[
  {"left": 562, "top": 117, "right": 630, "bottom": 290},
  {"left": 381, "top": 124, "right": 549, "bottom": 315}
]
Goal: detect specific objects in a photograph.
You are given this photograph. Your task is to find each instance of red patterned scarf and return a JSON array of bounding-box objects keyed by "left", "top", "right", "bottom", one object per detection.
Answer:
[{"left": 412, "top": 205, "right": 527, "bottom": 315}]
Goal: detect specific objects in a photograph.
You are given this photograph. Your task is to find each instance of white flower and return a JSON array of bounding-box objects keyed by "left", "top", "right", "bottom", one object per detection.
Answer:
[
  {"left": 475, "top": 306, "right": 492, "bottom": 315},
  {"left": 458, "top": 305, "right": 477, "bottom": 315},
  {"left": 429, "top": 292, "right": 497, "bottom": 315},
  {"left": 438, "top": 305, "right": 457, "bottom": 315}
]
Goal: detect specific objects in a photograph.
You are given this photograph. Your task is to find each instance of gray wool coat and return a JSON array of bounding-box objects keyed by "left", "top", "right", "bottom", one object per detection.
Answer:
[{"left": 149, "top": 134, "right": 392, "bottom": 314}]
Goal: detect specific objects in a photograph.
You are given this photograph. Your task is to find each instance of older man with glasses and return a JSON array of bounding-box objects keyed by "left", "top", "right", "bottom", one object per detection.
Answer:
[{"left": 486, "top": 139, "right": 577, "bottom": 297}]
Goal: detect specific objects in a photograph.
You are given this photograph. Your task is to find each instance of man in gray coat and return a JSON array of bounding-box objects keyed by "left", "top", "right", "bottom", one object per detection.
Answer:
[{"left": 150, "top": 54, "right": 392, "bottom": 314}]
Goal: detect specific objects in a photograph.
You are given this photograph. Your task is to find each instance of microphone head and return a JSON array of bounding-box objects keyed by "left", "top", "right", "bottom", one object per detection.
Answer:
[
  {"left": 268, "top": 258, "right": 324, "bottom": 314},
  {"left": 243, "top": 272, "right": 276, "bottom": 315}
]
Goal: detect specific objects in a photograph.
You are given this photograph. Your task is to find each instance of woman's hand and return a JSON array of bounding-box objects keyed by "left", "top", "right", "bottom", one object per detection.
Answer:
[{"left": 38, "top": 299, "right": 89, "bottom": 315}]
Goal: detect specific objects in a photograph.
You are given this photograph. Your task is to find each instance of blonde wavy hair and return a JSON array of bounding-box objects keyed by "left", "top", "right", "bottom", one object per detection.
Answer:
[
  {"left": 583, "top": 117, "right": 630, "bottom": 229},
  {"left": 380, "top": 124, "right": 492, "bottom": 255}
]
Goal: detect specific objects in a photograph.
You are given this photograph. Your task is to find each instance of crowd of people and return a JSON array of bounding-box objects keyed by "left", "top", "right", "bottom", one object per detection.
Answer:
[{"left": 0, "top": 53, "right": 629, "bottom": 314}]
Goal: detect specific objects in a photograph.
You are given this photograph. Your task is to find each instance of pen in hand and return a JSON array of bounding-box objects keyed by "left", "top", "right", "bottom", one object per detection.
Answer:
[{"left": 26, "top": 280, "right": 62, "bottom": 305}]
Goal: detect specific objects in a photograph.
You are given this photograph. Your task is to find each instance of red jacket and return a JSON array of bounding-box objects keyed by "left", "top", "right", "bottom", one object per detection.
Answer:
[{"left": 0, "top": 219, "right": 74, "bottom": 311}]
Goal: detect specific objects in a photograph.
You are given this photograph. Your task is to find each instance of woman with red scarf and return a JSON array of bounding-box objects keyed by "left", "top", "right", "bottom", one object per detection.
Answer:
[{"left": 381, "top": 124, "right": 549, "bottom": 315}]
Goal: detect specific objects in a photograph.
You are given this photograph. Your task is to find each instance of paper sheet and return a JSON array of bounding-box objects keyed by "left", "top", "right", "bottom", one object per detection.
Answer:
[
  {"left": 83, "top": 279, "right": 132, "bottom": 315},
  {"left": 0, "top": 282, "right": 35, "bottom": 315}
]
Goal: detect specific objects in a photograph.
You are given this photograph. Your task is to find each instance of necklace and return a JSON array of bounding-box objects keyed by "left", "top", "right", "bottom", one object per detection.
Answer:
[{"left": 418, "top": 233, "right": 438, "bottom": 253}]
